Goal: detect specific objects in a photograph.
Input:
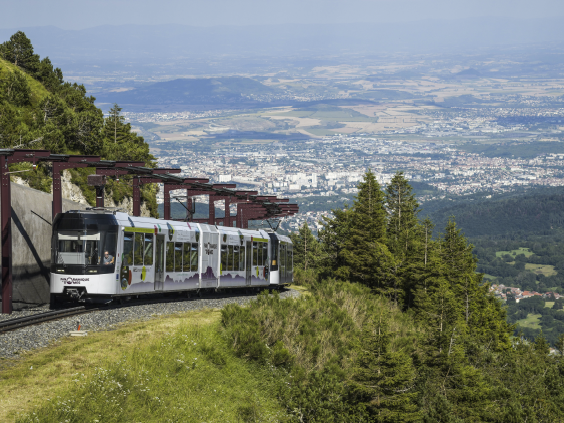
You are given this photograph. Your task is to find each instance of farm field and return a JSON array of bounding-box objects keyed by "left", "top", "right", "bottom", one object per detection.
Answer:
[
  {"left": 495, "top": 247, "right": 534, "bottom": 258},
  {"left": 515, "top": 313, "right": 542, "bottom": 330},
  {"left": 525, "top": 263, "right": 557, "bottom": 277}
]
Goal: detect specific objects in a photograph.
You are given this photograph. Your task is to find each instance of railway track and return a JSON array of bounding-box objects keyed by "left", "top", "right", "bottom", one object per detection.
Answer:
[
  {"left": 0, "top": 306, "right": 97, "bottom": 334},
  {"left": 0, "top": 288, "right": 283, "bottom": 335}
]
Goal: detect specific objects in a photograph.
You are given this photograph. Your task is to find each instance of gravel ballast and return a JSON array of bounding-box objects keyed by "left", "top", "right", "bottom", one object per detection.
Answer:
[{"left": 0, "top": 289, "right": 301, "bottom": 359}]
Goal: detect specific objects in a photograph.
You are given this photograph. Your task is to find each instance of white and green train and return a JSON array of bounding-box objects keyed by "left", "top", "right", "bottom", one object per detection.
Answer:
[{"left": 50, "top": 210, "right": 293, "bottom": 304}]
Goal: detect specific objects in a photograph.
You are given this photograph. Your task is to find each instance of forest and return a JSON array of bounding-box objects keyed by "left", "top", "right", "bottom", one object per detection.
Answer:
[
  {"left": 223, "top": 169, "right": 564, "bottom": 422},
  {"left": 0, "top": 31, "right": 158, "bottom": 215}
]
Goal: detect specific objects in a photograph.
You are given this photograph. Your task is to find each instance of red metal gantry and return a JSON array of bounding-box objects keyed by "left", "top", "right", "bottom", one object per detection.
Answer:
[{"left": 0, "top": 149, "right": 298, "bottom": 313}]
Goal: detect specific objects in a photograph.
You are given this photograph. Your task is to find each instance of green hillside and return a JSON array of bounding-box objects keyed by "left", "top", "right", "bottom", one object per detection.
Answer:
[
  {"left": 427, "top": 187, "right": 564, "bottom": 239},
  {"left": 0, "top": 31, "right": 158, "bottom": 216},
  {"left": 95, "top": 77, "right": 280, "bottom": 107}
]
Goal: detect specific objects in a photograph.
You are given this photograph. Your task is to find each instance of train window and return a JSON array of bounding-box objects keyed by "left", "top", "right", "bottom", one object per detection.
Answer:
[
  {"left": 134, "top": 233, "right": 144, "bottom": 265},
  {"left": 221, "top": 245, "right": 228, "bottom": 273},
  {"left": 123, "top": 232, "right": 134, "bottom": 266},
  {"left": 233, "top": 246, "right": 239, "bottom": 271},
  {"left": 239, "top": 246, "right": 245, "bottom": 271},
  {"left": 104, "top": 231, "right": 117, "bottom": 263},
  {"left": 183, "top": 243, "right": 191, "bottom": 272},
  {"left": 262, "top": 243, "right": 268, "bottom": 267},
  {"left": 252, "top": 242, "right": 258, "bottom": 266},
  {"left": 228, "top": 245, "right": 234, "bottom": 271},
  {"left": 174, "top": 243, "right": 183, "bottom": 272},
  {"left": 190, "top": 243, "right": 198, "bottom": 272},
  {"left": 166, "top": 243, "right": 174, "bottom": 272},
  {"left": 144, "top": 234, "right": 153, "bottom": 265},
  {"left": 288, "top": 250, "right": 293, "bottom": 272},
  {"left": 280, "top": 243, "right": 286, "bottom": 272}
]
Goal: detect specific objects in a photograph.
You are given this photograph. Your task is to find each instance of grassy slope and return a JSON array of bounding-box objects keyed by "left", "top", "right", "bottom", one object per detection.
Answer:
[
  {"left": 3, "top": 309, "right": 287, "bottom": 423},
  {"left": 0, "top": 58, "right": 50, "bottom": 106}
]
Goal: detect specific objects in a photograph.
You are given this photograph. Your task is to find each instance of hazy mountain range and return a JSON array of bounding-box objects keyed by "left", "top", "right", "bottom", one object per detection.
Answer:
[{"left": 1, "top": 17, "right": 563, "bottom": 65}]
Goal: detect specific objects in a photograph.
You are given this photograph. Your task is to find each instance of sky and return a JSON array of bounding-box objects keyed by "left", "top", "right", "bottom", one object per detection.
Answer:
[{"left": 1, "top": 0, "right": 564, "bottom": 30}]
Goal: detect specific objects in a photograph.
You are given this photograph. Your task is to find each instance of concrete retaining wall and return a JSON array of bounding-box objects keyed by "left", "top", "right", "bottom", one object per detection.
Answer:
[{"left": 6, "top": 183, "right": 87, "bottom": 309}]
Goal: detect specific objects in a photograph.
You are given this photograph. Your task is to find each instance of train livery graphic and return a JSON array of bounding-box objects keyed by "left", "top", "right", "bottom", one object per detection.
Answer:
[{"left": 50, "top": 210, "right": 293, "bottom": 303}]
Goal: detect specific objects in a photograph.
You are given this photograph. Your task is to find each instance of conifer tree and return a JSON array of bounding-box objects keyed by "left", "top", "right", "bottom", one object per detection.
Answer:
[
  {"left": 440, "top": 218, "right": 511, "bottom": 349},
  {"left": 2, "top": 31, "right": 39, "bottom": 73},
  {"left": 385, "top": 171, "right": 422, "bottom": 307},
  {"left": 534, "top": 331, "right": 550, "bottom": 355},
  {"left": 385, "top": 171, "right": 420, "bottom": 258},
  {"left": 1, "top": 70, "right": 31, "bottom": 107},
  {"left": 105, "top": 104, "right": 126, "bottom": 144},
  {"left": 290, "top": 222, "right": 319, "bottom": 271},
  {"left": 318, "top": 207, "right": 352, "bottom": 281},
  {"left": 350, "top": 313, "right": 419, "bottom": 422},
  {"left": 342, "top": 170, "right": 396, "bottom": 299}
]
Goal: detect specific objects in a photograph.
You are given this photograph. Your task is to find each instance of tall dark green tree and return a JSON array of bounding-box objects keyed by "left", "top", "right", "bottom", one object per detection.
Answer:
[
  {"left": 385, "top": 171, "right": 423, "bottom": 307},
  {"left": 318, "top": 207, "right": 352, "bottom": 281},
  {"left": 1, "top": 70, "right": 31, "bottom": 107},
  {"left": 350, "top": 312, "right": 419, "bottom": 422},
  {"left": 441, "top": 218, "right": 511, "bottom": 350},
  {"left": 342, "top": 169, "right": 396, "bottom": 299}
]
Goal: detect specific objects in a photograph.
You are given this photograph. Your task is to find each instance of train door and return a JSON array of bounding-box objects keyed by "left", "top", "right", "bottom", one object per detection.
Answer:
[
  {"left": 155, "top": 234, "right": 165, "bottom": 291},
  {"left": 280, "top": 243, "right": 286, "bottom": 284},
  {"left": 200, "top": 225, "right": 219, "bottom": 288},
  {"left": 287, "top": 243, "right": 293, "bottom": 283},
  {"left": 245, "top": 241, "right": 252, "bottom": 286}
]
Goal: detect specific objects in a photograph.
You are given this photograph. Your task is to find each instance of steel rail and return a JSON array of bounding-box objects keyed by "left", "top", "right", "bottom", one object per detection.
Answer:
[{"left": 0, "top": 306, "right": 95, "bottom": 333}]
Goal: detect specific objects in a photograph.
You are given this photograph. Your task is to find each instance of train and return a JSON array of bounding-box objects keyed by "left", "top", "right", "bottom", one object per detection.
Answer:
[{"left": 50, "top": 209, "right": 293, "bottom": 305}]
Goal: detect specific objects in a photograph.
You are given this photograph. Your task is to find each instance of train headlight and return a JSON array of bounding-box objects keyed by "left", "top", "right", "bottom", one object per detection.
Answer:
[{"left": 88, "top": 270, "right": 98, "bottom": 273}]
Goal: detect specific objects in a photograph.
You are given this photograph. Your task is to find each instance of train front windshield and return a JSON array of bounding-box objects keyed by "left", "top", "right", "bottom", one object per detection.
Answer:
[{"left": 51, "top": 212, "right": 118, "bottom": 275}]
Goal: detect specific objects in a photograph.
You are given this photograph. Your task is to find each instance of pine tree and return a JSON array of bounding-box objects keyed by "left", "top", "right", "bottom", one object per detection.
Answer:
[
  {"left": 385, "top": 172, "right": 422, "bottom": 307},
  {"left": 556, "top": 333, "right": 564, "bottom": 356},
  {"left": 350, "top": 313, "right": 419, "bottom": 422},
  {"left": 290, "top": 222, "right": 319, "bottom": 271},
  {"left": 2, "top": 31, "right": 39, "bottom": 73},
  {"left": 385, "top": 171, "right": 420, "bottom": 259},
  {"left": 317, "top": 207, "right": 352, "bottom": 281},
  {"left": 1, "top": 70, "right": 31, "bottom": 107},
  {"left": 105, "top": 104, "right": 126, "bottom": 144},
  {"left": 440, "top": 218, "right": 511, "bottom": 350},
  {"left": 534, "top": 331, "right": 550, "bottom": 355},
  {"left": 342, "top": 170, "right": 396, "bottom": 299}
]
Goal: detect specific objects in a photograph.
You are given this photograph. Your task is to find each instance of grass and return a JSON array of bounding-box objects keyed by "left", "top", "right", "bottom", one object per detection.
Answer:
[
  {"left": 495, "top": 247, "right": 534, "bottom": 258},
  {"left": 482, "top": 274, "right": 498, "bottom": 281},
  {"left": 525, "top": 263, "right": 557, "bottom": 277},
  {"left": 545, "top": 302, "right": 555, "bottom": 309},
  {"left": 3, "top": 309, "right": 288, "bottom": 423},
  {"left": 516, "top": 313, "right": 542, "bottom": 330},
  {"left": 0, "top": 58, "right": 50, "bottom": 106}
]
